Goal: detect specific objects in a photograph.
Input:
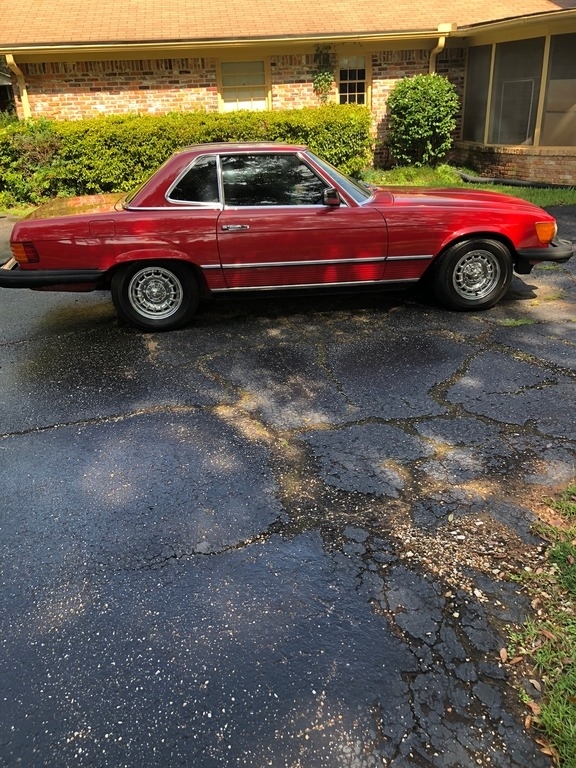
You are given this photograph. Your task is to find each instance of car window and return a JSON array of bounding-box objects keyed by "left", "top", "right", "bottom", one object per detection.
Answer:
[
  {"left": 307, "top": 152, "right": 371, "bottom": 203},
  {"left": 167, "top": 155, "right": 220, "bottom": 204},
  {"left": 221, "top": 154, "right": 327, "bottom": 206}
]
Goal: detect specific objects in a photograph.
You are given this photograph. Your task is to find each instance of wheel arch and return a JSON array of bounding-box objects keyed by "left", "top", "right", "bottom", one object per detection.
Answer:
[
  {"left": 429, "top": 231, "right": 516, "bottom": 272},
  {"left": 104, "top": 255, "right": 211, "bottom": 297}
]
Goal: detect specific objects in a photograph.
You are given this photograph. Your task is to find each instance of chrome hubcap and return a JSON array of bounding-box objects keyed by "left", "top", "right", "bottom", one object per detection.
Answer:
[
  {"left": 128, "top": 267, "right": 183, "bottom": 319},
  {"left": 453, "top": 250, "right": 500, "bottom": 300}
]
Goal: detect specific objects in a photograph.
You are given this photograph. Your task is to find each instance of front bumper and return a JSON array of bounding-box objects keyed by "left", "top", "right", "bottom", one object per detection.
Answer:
[
  {"left": 0, "top": 258, "right": 105, "bottom": 289},
  {"left": 515, "top": 237, "right": 574, "bottom": 273}
]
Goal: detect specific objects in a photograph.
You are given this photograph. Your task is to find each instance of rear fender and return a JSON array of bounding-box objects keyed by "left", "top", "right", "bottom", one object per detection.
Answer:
[
  {"left": 113, "top": 248, "right": 194, "bottom": 266},
  {"left": 106, "top": 251, "right": 212, "bottom": 296}
]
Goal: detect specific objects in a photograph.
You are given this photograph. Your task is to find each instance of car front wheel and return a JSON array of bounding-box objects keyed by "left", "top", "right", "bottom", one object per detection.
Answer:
[
  {"left": 432, "top": 239, "right": 513, "bottom": 311},
  {"left": 111, "top": 261, "right": 199, "bottom": 331}
]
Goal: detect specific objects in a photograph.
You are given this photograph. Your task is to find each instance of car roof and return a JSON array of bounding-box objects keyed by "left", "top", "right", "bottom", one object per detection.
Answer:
[{"left": 175, "top": 142, "right": 308, "bottom": 155}]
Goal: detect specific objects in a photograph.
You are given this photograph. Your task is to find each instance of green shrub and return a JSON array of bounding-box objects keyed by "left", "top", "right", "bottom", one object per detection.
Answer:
[
  {"left": 0, "top": 110, "right": 18, "bottom": 128},
  {"left": 386, "top": 74, "right": 460, "bottom": 167},
  {"left": 0, "top": 118, "right": 64, "bottom": 203},
  {"left": 0, "top": 105, "right": 373, "bottom": 204}
]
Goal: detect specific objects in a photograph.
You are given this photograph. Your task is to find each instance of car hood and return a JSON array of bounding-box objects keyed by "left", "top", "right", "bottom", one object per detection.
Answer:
[
  {"left": 377, "top": 186, "right": 546, "bottom": 212},
  {"left": 25, "top": 193, "right": 125, "bottom": 220}
]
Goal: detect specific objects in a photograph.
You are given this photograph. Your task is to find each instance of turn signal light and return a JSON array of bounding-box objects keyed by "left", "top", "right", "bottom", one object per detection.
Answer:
[
  {"left": 10, "top": 242, "right": 40, "bottom": 264},
  {"left": 535, "top": 221, "right": 557, "bottom": 245}
]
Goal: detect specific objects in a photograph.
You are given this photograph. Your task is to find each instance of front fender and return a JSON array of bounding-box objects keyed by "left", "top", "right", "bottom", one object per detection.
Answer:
[{"left": 435, "top": 228, "right": 515, "bottom": 257}]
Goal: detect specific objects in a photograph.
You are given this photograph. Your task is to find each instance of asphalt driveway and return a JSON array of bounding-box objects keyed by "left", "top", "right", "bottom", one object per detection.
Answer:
[{"left": 0, "top": 209, "right": 575, "bottom": 766}]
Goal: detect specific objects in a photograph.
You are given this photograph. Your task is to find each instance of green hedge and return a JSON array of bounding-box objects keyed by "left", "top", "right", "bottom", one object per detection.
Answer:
[{"left": 0, "top": 105, "right": 372, "bottom": 205}]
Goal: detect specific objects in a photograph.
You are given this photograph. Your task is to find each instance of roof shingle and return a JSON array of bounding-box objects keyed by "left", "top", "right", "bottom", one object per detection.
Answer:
[{"left": 1, "top": 0, "right": 575, "bottom": 48}]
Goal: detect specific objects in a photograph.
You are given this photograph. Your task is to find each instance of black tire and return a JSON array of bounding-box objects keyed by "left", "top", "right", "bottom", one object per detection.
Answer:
[
  {"left": 432, "top": 239, "right": 513, "bottom": 311},
  {"left": 111, "top": 261, "right": 199, "bottom": 331}
]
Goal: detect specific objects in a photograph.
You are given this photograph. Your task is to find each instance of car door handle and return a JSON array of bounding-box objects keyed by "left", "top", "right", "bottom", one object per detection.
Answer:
[{"left": 221, "top": 224, "right": 250, "bottom": 231}]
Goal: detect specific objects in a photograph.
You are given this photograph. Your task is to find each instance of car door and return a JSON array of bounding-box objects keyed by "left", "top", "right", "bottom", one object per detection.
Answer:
[{"left": 215, "top": 153, "right": 388, "bottom": 290}]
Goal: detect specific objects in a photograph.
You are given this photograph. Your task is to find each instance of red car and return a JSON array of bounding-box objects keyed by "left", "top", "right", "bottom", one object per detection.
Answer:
[{"left": 1, "top": 142, "right": 573, "bottom": 331}]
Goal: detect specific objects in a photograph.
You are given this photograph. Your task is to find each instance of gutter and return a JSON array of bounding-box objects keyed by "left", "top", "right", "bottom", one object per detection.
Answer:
[
  {"left": 429, "top": 23, "right": 457, "bottom": 74},
  {"left": 0, "top": 28, "right": 451, "bottom": 59},
  {"left": 5, "top": 54, "right": 30, "bottom": 118}
]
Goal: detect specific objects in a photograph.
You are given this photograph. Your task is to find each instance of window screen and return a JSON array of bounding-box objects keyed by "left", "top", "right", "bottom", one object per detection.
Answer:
[
  {"left": 221, "top": 61, "right": 267, "bottom": 112},
  {"left": 488, "top": 38, "right": 545, "bottom": 145}
]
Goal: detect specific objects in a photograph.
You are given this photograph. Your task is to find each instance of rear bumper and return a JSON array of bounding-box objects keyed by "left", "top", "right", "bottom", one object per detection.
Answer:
[
  {"left": 516, "top": 238, "right": 574, "bottom": 267},
  {"left": 0, "top": 259, "right": 105, "bottom": 288}
]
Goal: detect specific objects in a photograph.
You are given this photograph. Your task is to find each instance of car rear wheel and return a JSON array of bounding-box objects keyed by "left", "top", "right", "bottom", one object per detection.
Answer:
[
  {"left": 111, "top": 261, "right": 199, "bottom": 331},
  {"left": 432, "top": 239, "right": 513, "bottom": 310}
]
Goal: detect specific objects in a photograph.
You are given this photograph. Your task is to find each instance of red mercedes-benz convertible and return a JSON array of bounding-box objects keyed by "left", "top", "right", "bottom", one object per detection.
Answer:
[{"left": 1, "top": 143, "right": 573, "bottom": 331}]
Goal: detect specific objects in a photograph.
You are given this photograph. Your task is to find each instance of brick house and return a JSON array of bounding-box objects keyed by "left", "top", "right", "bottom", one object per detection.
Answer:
[{"left": 1, "top": 0, "right": 576, "bottom": 182}]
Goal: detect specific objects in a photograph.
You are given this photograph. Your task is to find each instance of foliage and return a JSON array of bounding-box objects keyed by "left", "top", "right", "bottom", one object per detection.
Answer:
[
  {"left": 362, "top": 163, "right": 462, "bottom": 187},
  {"left": 0, "top": 105, "right": 372, "bottom": 204},
  {"left": 0, "top": 110, "right": 18, "bottom": 128},
  {"left": 0, "top": 118, "right": 63, "bottom": 203},
  {"left": 507, "top": 484, "right": 576, "bottom": 767},
  {"left": 312, "top": 46, "right": 336, "bottom": 104},
  {"left": 386, "top": 74, "right": 460, "bottom": 167}
]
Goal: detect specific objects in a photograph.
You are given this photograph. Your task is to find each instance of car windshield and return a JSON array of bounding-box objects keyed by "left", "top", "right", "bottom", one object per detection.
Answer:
[{"left": 305, "top": 151, "right": 372, "bottom": 204}]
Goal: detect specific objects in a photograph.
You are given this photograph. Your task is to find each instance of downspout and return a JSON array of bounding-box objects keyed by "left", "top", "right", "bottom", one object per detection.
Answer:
[
  {"left": 429, "top": 23, "right": 457, "bottom": 74},
  {"left": 5, "top": 54, "right": 31, "bottom": 118}
]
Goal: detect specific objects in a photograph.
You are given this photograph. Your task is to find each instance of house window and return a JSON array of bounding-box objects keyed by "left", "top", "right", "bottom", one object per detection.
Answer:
[
  {"left": 338, "top": 57, "right": 366, "bottom": 105},
  {"left": 541, "top": 33, "right": 576, "bottom": 146},
  {"left": 462, "top": 34, "right": 576, "bottom": 148},
  {"left": 221, "top": 61, "right": 267, "bottom": 112}
]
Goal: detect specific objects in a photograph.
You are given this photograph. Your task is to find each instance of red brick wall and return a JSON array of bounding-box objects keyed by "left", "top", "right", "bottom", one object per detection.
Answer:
[
  {"left": 452, "top": 143, "right": 576, "bottom": 186},
  {"left": 18, "top": 59, "right": 219, "bottom": 118},
  {"left": 270, "top": 54, "right": 320, "bottom": 109}
]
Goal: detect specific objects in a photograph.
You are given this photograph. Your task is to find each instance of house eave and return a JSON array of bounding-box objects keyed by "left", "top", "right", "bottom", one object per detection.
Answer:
[
  {"left": 457, "top": 8, "right": 576, "bottom": 38},
  {"left": 0, "top": 28, "right": 452, "bottom": 60}
]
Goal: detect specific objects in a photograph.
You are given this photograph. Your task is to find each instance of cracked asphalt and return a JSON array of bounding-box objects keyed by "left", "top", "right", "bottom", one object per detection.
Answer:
[{"left": 0, "top": 209, "right": 575, "bottom": 767}]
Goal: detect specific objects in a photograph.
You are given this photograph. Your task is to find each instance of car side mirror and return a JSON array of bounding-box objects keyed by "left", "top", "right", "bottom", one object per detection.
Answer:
[{"left": 322, "top": 187, "right": 341, "bottom": 207}]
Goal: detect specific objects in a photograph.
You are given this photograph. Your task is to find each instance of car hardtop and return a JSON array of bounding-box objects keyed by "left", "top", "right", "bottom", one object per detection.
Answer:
[{"left": 173, "top": 142, "right": 309, "bottom": 158}]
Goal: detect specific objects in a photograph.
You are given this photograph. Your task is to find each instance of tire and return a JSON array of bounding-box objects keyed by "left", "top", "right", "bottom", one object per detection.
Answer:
[
  {"left": 111, "top": 261, "right": 199, "bottom": 331},
  {"left": 432, "top": 239, "right": 513, "bottom": 311}
]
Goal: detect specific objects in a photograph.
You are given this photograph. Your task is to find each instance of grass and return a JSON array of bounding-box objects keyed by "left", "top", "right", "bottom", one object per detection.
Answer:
[
  {"left": 508, "top": 484, "right": 576, "bottom": 766},
  {"left": 361, "top": 165, "right": 576, "bottom": 208},
  {"left": 497, "top": 318, "right": 535, "bottom": 327},
  {"left": 0, "top": 204, "right": 35, "bottom": 218}
]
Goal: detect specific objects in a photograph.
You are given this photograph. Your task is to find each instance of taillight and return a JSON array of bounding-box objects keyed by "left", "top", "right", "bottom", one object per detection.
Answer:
[
  {"left": 535, "top": 221, "right": 557, "bottom": 245},
  {"left": 10, "top": 242, "right": 40, "bottom": 264}
]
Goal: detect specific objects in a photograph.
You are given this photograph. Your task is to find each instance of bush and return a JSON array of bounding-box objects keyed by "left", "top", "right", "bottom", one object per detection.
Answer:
[
  {"left": 0, "top": 118, "right": 64, "bottom": 203},
  {"left": 386, "top": 74, "right": 460, "bottom": 167},
  {"left": 0, "top": 110, "right": 18, "bottom": 128},
  {"left": 0, "top": 105, "right": 373, "bottom": 204}
]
